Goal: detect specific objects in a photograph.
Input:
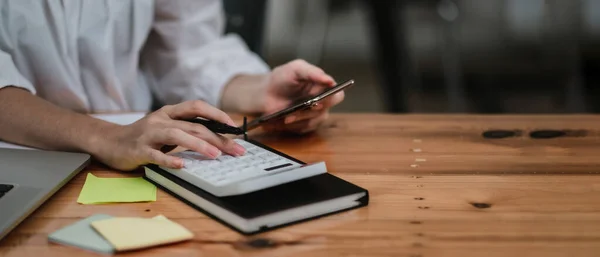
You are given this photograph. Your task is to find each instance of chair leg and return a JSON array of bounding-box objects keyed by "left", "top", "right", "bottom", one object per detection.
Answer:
[
  {"left": 565, "top": 45, "right": 587, "bottom": 113},
  {"left": 222, "top": 0, "right": 268, "bottom": 58},
  {"left": 363, "top": 0, "right": 408, "bottom": 113},
  {"left": 438, "top": 0, "right": 467, "bottom": 113}
]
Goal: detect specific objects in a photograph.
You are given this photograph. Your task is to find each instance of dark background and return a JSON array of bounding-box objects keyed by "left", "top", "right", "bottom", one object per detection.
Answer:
[{"left": 223, "top": 0, "right": 600, "bottom": 114}]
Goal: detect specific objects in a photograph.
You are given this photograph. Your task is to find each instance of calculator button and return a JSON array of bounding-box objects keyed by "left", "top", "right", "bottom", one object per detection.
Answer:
[{"left": 162, "top": 140, "right": 307, "bottom": 192}]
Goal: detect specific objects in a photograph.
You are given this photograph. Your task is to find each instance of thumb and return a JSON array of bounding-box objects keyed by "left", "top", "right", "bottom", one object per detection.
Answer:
[{"left": 290, "top": 60, "right": 336, "bottom": 86}]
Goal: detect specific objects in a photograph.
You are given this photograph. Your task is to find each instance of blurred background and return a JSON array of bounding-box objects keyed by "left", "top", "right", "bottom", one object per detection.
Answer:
[{"left": 223, "top": 0, "right": 600, "bottom": 114}]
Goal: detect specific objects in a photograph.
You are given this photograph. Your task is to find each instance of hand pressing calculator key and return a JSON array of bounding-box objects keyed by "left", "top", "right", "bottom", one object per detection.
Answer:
[{"left": 159, "top": 139, "right": 327, "bottom": 197}]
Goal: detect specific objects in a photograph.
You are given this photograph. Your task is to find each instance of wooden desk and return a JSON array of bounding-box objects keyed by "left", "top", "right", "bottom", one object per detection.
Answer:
[{"left": 3, "top": 114, "right": 600, "bottom": 257}]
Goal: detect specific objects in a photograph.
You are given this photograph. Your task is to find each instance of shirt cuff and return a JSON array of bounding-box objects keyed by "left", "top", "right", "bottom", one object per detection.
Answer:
[
  {"left": 0, "top": 64, "right": 36, "bottom": 95},
  {"left": 0, "top": 74, "right": 37, "bottom": 95}
]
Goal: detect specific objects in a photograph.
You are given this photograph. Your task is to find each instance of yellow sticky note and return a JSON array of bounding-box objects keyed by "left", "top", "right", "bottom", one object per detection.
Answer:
[
  {"left": 90, "top": 215, "right": 193, "bottom": 251},
  {"left": 77, "top": 173, "right": 156, "bottom": 204}
]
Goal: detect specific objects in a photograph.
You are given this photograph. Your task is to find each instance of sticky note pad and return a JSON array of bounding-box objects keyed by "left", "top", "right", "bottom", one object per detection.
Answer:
[
  {"left": 90, "top": 215, "right": 193, "bottom": 251},
  {"left": 48, "top": 214, "right": 115, "bottom": 254},
  {"left": 77, "top": 173, "right": 156, "bottom": 204}
]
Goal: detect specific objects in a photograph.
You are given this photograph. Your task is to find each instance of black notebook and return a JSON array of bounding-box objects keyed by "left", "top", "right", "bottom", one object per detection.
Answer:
[{"left": 143, "top": 139, "right": 369, "bottom": 235}]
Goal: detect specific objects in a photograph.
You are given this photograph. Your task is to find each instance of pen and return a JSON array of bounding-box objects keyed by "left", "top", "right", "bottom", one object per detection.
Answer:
[{"left": 185, "top": 118, "right": 245, "bottom": 135}]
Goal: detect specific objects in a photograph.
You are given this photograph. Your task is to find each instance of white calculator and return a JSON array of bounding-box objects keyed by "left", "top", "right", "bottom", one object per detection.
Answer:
[{"left": 157, "top": 139, "right": 327, "bottom": 197}]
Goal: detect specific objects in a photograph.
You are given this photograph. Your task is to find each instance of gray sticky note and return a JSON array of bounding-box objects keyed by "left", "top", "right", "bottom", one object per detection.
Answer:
[{"left": 48, "top": 214, "right": 115, "bottom": 254}]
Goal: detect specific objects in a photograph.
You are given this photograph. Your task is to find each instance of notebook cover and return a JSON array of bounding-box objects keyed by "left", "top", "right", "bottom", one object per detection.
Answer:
[{"left": 144, "top": 139, "right": 369, "bottom": 234}]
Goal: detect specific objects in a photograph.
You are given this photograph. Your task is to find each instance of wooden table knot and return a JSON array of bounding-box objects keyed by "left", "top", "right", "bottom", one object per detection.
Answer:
[{"left": 471, "top": 202, "right": 492, "bottom": 209}]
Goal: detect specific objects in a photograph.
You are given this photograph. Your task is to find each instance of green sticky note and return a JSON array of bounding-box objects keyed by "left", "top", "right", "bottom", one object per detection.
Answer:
[{"left": 77, "top": 173, "right": 156, "bottom": 204}]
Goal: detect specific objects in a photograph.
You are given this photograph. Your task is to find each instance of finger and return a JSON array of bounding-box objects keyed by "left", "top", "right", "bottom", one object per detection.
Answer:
[
  {"left": 290, "top": 60, "right": 335, "bottom": 86},
  {"left": 166, "top": 100, "right": 236, "bottom": 126},
  {"left": 283, "top": 90, "right": 343, "bottom": 123},
  {"left": 145, "top": 148, "right": 184, "bottom": 169},
  {"left": 307, "top": 83, "right": 327, "bottom": 95},
  {"left": 313, "top": 90, "right": 345, "bottom": 109},
  {"left": 283, "top": 109, "right": 326, "bottom": 124},
  {"left": 282, "top": 112, "right": 329, "bottom": 134},
  {"left": 170, "top": 120, "right": 246, "bottom": 156},
  {"left": 153, "top": 128, "right": 222, "bottom": 159}
]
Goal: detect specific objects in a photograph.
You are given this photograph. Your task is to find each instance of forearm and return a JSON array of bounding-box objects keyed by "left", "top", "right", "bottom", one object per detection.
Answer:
[
  {"left": 0, "top": 87, "right": 119, "bottom": 154},
  {"left": 219, "top": 74, "right": 269, "bottom": 114}
]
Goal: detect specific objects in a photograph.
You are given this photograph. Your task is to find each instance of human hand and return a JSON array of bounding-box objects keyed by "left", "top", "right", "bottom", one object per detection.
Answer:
[
  {"left": 260, "top": 59, "right": 345, "bottom": 134},
  {"left": 93, "top": 100, "right": 246, "bottom": 171}
]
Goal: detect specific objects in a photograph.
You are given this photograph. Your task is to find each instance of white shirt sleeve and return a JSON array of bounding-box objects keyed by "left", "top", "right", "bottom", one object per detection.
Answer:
[
  {"left": 140, "top": 0, "right": 270, "bottom": 108},
  {"left": 0, "top": 50, "right": 36, "bottom": 94}
]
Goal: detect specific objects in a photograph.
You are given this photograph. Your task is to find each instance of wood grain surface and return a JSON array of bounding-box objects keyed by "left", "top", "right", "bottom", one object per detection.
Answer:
[{"left": 2, "top": 114, "right": 600, "bottom": 257}]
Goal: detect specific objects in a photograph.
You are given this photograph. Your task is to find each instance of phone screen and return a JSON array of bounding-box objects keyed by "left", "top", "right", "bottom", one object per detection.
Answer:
[{"left": 245, "top": 79, "right": 354, "bottom": 130}]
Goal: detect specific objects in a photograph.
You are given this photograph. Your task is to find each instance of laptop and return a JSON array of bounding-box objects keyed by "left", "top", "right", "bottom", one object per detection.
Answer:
[{"left": 0, "top": 148, "right": 90, "bottom": 241}]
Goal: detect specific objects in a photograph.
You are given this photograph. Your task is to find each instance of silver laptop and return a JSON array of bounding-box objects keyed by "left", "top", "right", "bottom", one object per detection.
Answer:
[{"left": 0, "top": 148, "right": 90, "bottom": 240}]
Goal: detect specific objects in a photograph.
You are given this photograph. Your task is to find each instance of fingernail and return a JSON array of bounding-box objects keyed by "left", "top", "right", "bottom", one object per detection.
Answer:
[
  {"left": 233, "top": 143, "right": 246, "bottom": 156},
  {"left": 207, "top": 147, "right": 221, "bottom": 158},
  {"left": 312, "top": 103, "right": 323, "bottom": 110},
  {"left": 174, "top": 158, "right": 184, "bottom": 168},
  {"left": 285, "top": 116, "right": 296, "bottom": 124}
]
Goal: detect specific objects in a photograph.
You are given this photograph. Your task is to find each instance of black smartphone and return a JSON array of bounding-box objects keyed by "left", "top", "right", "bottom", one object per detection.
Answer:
[{"left": 244, "top": 79, "right": 354, "bottom": 130}]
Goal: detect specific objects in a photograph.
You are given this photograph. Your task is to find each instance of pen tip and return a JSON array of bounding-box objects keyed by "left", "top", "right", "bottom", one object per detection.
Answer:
[{"left": 242, "top": 116, "right": 248, "bottom": 140}]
